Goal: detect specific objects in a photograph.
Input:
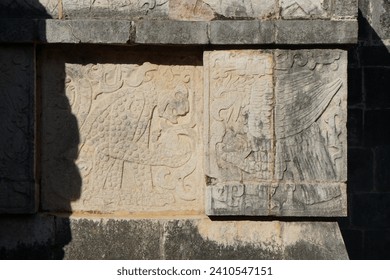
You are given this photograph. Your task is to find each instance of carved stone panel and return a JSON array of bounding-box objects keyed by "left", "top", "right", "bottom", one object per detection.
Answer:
[
  {"left": 169, "top": 0, "right": 278, "bottom": 21},
  {"left": 0, "top": 46, "right": 35, "bottom": 213},
  {"left": 280, "top": 0, "right": 331, "bottom": 19},
  {"left": 41, "top": 46, "right": 203, "bottom": 213},
  {"left": 205, "top": 49, "right": 347, "bottom": 217}
]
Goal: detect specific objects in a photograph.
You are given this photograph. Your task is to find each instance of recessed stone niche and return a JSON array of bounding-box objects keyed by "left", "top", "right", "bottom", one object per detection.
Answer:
[{"left": 41, "top": 46, "right": 347, "bottom": 217}]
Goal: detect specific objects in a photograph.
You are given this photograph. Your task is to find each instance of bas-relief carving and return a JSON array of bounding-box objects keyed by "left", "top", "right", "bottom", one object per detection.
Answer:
[
  {"left": 169, "top": 0, "right": 278, "bottom": 20},
  {"left": 0, "top": 46, "right": 34, "bottom": 213},
  {"left": 63, "top": 0, "right": 168, "bottom": 17},
  {"left": 280, "top": 0, "right": 331, "bottom": 19},
  {"left": 205, "top": 51, "right": 274, "bottom": 183},
  {"left": 42, "top": 52, "right": 203, "bottom": 213},
  {"left": 205, "top": 49, "right": 347, "bottom": 216}
]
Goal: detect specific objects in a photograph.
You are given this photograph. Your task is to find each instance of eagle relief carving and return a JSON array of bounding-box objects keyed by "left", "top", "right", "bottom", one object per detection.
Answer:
[{"left": 206, "top": 49, "right": 347, "bottom": 216}]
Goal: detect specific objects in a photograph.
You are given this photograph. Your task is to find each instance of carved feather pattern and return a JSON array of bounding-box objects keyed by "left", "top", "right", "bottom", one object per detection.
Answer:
[{"left": 275, "top": 70, "right": 342, "bottom": 139}]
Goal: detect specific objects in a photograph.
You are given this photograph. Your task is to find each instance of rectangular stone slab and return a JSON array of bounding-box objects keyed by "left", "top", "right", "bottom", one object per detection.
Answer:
[
  {"left": 205, "top": 49, "right": 347, "bottom": 217},
  {"left": 40, "top": 45, "right": 204, "bottom": 213},
  {"left": 0, "top": 46, "right": 35, "bottom": 213}
]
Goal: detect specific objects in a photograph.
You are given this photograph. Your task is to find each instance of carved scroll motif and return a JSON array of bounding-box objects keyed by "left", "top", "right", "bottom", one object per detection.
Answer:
[
  {"left": 42, "top": 54, "right": 203, "bottom": 213},
  {"left": 205, "top": 49, "right": 347, "bottom": 217}
]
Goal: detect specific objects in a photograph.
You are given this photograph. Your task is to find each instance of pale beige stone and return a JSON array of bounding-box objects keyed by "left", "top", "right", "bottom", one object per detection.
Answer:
[
  {"left": 169, "top": 0, "right": 278, "bottom": 20},
  {"left": 41, "top": 47, "right": 203, "bottom": 213}
]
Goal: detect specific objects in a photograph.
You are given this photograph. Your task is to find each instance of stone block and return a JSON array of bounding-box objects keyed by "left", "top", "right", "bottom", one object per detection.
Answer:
[
  {"left": 164, "top": 219, "right": 348, "bottom": 259},
  {"left": 0, "top": 19, "right": 36, "bottom": 42},
  {"left": 135, "top": 20, "right": 209, "bottom": 44},
  {"left": 169, "top": 0, "right": 278, "bottom": 21},
  {"left": 347, "top": 148, "right": 373, "bottom": 193},
  {"left": 40, "top": 45, "right": 204, "bottom": 213},
  {"left": 275, "top": 20, "right": 358, "bottom": 44},
  {"left": 362, "top": 0, "right": 390, "bottom": 40},
  {"left": 0, "top": 0, "right": 58, "bottom": 18},
  {"left": 62, "top": 0, "right": 168, "bottom": 19},
  {"left": 338, "top": 229, "right": 363, "bottom": 260},
  {"left": 206, "top": 183, "right": 347, "bottom": 216},
  {"left": 351, "top": 193, "right": 390, "bottom": 228},
  {"left": 0, "top": 46, "right": 36, "bottom": 214},
  {"left": 41, "top": 19, "right": 134, "bottom": 44},
  {"left": 205, "top": 49, "right": 347, "bottom": 217},
  {"left": 332, "top": 0, "right": 358, "bottom": 19},
  {"left": 0, "top": 214, "right": 55, "bottom": 259},
  {"left": 364, "top": 109, "right": 390, "bottom": 147},
  {"left": 280, "top": 0, "right": 331, "bottom": 19},
  {"left": 209, "top": 20, "right": 275, "bottom": 44},
  {"left": 365, "top": 67, "right": 390, "bottom": 108},
  {"left": 57, "top": 217, "right": 162, "bottom": 259}
]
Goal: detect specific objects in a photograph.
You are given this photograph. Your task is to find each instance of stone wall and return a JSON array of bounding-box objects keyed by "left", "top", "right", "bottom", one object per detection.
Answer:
[
  {"left": 1, "top": 0, "right": 388, "bottom": 260},
  {"left": 339, "top": 0, "right": 390, "bottom": 260}
]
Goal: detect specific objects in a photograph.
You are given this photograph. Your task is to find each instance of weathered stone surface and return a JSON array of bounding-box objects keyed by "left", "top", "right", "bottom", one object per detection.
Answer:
[
  {"left": 0, "top": 46, "right": 36, "bottom": 214},
  {"left": 332, "top": 0, "right": 358, "bottom": 19},
  {"left": 41, "top": 45, "right": 204, "bottom": 213},
  {"left": 280, "top": 0, "right": 331, "bottom": 19},
  {"left": 169, "top": 0, "right": 278, "bottom": 21},
  {"left": 209, "top": 20, "right": 275, "bottom": 44},
  {"left": 57, "top": 217, "right": 162, "bottom": 259},
  {"left": 41, "top": 19, "right": 134, "bottom": 44},
  {"left": 135, "top": 20, "right": 209, "bottom": 44},
  {"left": 0, "top": 0, "right": 57, "bottom": 18},
  {"left": 205, "top": 49, "right": 347, "bottom": 216},
  {"left": 360, "top": 0, "right": 390, "bottom": 40},
  {"left": 0, "top": 19, "right": 36, "bottom": 42},
  {"left": 0, "top": 214, "right": 54, "bottom": 259},
  {"left": 62, "top": 0, "right": 169, "bottom": 19},
  {"left": 207, "top": 183, "right": 347, "bottom": 216},
  {"left": 275, "top": 20, "right": 358, "bottom": 44},
  {"left": 164, "top": 219, "right": 348, "bottom": 259}
]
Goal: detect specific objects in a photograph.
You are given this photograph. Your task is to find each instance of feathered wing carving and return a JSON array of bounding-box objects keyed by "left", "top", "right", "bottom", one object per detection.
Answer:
[
  {"left": 275, "top": 70, "right": 342, "bottom": 139},
  {"left": 275, "top": 70, "right": 343, "bottom": 181}
]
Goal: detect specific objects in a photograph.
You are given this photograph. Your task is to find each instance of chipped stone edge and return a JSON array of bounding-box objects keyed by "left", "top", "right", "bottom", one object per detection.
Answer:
[{"left": 0, "top": 19, "right": 358, "bottom": 45}]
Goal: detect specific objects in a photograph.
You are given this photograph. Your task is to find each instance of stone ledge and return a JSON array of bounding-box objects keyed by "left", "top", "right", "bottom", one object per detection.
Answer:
[
  {"left": 0, "top": 19, "right": 358, "bottom": 45},
  {"left": 0, "top": 215, "right": 349, "bottom": 260}
]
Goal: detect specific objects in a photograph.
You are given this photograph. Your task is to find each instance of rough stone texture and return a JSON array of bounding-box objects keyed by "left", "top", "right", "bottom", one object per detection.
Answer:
[
  {"left": 275, "top": 20, "right": 358, "bottom": 44},
  {"left": 0, "top": 214, "right": 54, "bottom": 259},
  {"left": 41, "top": 19, "right": 134, "bottom": 44},
  {"left": 57, "top": 217, "right": 162, "bottom": 260},
  {"left": 169, "top": 0, "right": 278, "bottom": 21},
  {"left": 209, "top": 20, "right": 275, "bottom": 44},
  {"left": 205, "top": 49, "right": 347, "bottom": 217},
  {"left": 0, "top": 46, "right": 36, "bottom": 214},
  {"left": 333, "top": 0, "right": 358, "bottom": 19},
  {"left": 62, "top": 0, "right": 169, "bottom": 19},
  {"left": 135, "top": 20, "right": 209, "bottom": 44},
  {"left": 280, "top": 0, "right": 331, "bottom": 19},
  {"left": 360, "top": 0, "right": 390, "bottom": 42},
  {"left": 40, "top": 45, "right": 204, "bottom": 213},
  {"left": 164, "top": 219, "right": 348, "bottom": 260},
  {"left": 0, "top": 0, "right": 57, "bottom": 18}
]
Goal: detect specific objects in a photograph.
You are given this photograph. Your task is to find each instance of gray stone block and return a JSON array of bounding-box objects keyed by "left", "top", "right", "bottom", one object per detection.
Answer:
[
  {"left": 0, "top": 45, "right": 36, "bottom": 214},
  {"left": 209, "top": 20, "right": 275, "bottom": 44},
  {"left": 333, "top": 0, "right": 358, "bottom": 19},
  {"left": 163, "top": 219, "right": 348, "bottom": 259},
  {"left": 56, "top": 217, "right": 162, "bottom": 260},
  {"left": 62, "top": 0, "right": 169, "bottom": 19},
  {"left": 0, "top": 19, "right": 36, "bottom": 42},
  {"left": 275, "top": 20, "right": 358, "bottom": 44},
  {"left": 206, "top": 184, "right": 347, "bottom": 217},
  {"left": 41, "top": 19, "right": 134, "bottom": 44},
  {"left": 135, "top": 20, "right": 209, "bottom": 44}
]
